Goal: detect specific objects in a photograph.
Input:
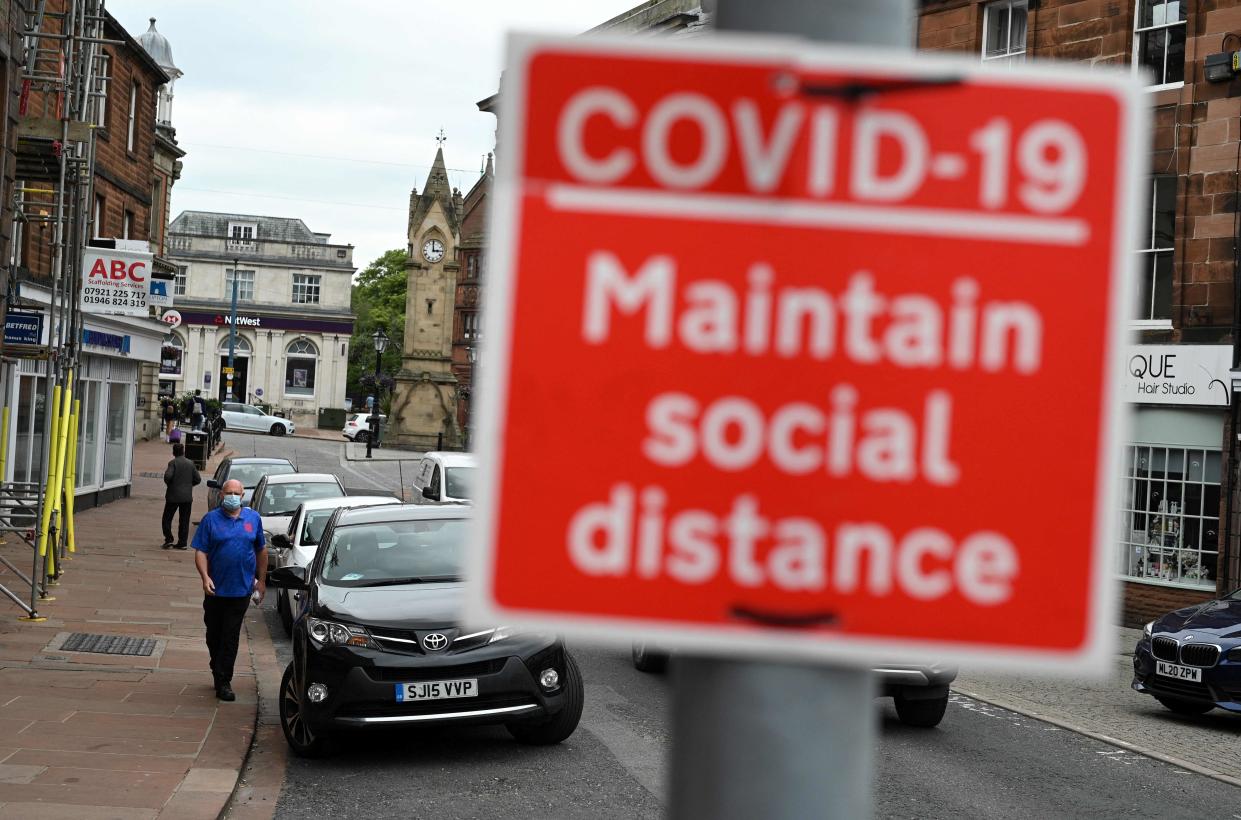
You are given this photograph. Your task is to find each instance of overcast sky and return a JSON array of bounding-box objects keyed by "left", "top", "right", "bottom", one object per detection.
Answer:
[{"left": 107, "top": 0, "right": 640, "bottom": 273}]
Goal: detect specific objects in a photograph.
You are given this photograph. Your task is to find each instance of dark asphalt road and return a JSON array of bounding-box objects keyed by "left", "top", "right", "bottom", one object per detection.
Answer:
[{"left": 244, "top": 434, "right": 1241, "bottom": 818}]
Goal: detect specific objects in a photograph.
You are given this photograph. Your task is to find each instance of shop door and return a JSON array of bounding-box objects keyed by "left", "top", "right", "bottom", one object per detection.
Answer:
[{"left": 218, "top": 356, "right": 249, "bottom": 403}]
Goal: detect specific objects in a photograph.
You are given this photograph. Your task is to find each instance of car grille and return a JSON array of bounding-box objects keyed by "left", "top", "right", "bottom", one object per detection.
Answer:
[
  {"left": 1151, "top": 636, "right": 1179, "bottom": 662},
  {"left": 364, "top": 658, "right": 507, "bottom": 682},
  {"left": 1180, "top": 643, "right": 1221, "bottom": 668},
  {"left": 1148, "top": 675, "right": 1213, "bottom": 701}
]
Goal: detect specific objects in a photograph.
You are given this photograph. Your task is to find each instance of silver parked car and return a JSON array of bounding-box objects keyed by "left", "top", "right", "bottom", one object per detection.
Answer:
[{"left": 220, "top": 402, "right": 295, "bottom": 436}]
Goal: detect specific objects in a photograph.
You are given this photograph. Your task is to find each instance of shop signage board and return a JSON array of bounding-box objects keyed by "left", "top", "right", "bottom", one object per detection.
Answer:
[
  {"left": 468, "top": 35, "right": 1145, "bottom": 672},
  {"left": 3, "top": 311, "right": 43, "bottom": 346},
  {"left": 80, "top": 247, "right": 152, "bottom": 317},
  {"left": 1123, "top": 344, "right": 1231, "bottom": 407},
  {"left": 147, "top": 278, "right": 173, "bottom": 307},
  {"left": 159, "top": 309, "right": 182, "bottom": 329}
]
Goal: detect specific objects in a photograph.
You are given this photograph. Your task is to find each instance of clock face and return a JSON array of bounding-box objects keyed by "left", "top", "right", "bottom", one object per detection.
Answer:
[{"left": 422, "top": 238, "right": 445, "bottom": 263}]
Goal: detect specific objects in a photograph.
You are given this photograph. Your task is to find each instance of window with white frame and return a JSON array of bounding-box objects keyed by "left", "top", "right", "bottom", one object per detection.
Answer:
[
  {"left": 228, "top": 222, "right": 256, "bottom": 240},
  {"left": 126, "top": 81, "right": 138, "bottom": 151},
  {"left": 292, "top": 273, "right": 321, "bottom": 304},
  {"left": 93, "top": 194, "right": 104, "bottom": 238},
  {"left": 285, "top": 338, "right": 318, "bottom": 395},
  {"left": 93, "top": 53, "right": 110, "bottom": 128},
  {"left": 1135, "top": 0, "right": 1187, "bottom": 87},
  {"left": 224, "top": 268, "right": 255, "bottom": 301},
  {"left": 174, "top": 264, "right": 187, "bottom": 296},
  {"left": 982, "top": 1, "right": 1028, "bottom": 65},
  {"left": 122, "top": 210, "right": 133, "bottom": 240},
  {"left": 463, "top": 312, "right": 481, "bottom": 340},
  {"left": 1120, "top": 445, "right": 1220, "bottom": 588},
  {"left": 1136, "top": 176, "right": 1175, "bottom": 322}
]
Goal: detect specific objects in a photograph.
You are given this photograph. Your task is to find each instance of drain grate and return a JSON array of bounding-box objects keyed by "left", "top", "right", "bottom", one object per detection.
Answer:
[
  {"left": 61, "top": 633, "right": 157, "bottom": 656},
  {"left": 138, "top": 471, "right": 164, "bottom": 478}
]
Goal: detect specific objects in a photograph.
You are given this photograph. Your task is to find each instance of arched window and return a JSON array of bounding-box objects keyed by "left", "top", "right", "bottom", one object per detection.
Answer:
[
  {"left": 160, "top": 331, "right": 184, "bottom": 377},
  {"left": 285, "top": 338, "right": 318, "bottom": 395},
  {"left": 217, "top": 334, "right": 252, "bottom": 355}
]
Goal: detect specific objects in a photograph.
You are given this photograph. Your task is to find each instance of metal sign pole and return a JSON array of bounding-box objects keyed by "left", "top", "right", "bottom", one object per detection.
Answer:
[{"left": 669, "top": 3, "right": 914, "bottom": 818}]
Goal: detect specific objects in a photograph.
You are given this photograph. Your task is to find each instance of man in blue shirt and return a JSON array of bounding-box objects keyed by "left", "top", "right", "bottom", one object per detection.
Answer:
[{"left": 193, "top": 478, "right": 267, "bottom": 701}]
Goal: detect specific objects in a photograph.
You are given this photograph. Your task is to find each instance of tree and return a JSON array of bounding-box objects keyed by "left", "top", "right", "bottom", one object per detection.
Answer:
[{"left": 348, "top": 249, "right": 408, "bottom": 404}]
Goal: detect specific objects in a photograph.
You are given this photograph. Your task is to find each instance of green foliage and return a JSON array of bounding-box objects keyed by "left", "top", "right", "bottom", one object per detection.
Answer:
[{"left": 348, "top": 249, "right": 408, "bottom": 401}]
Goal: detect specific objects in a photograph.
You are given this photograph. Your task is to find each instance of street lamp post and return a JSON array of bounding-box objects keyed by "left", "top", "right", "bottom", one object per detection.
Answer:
[
  {"left": 227, "top": 257, "right": 239, "bottom": 401},
  {"left": 366, "top": 328, "right": 389, "bottom": 460}
]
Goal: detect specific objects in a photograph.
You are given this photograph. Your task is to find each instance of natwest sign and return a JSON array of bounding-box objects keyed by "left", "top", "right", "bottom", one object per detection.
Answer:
[
  {"left": 467, "top": 36, "right": 1144, "bottom": 672},
  {"left": 214, "top": 314, "right": 262, "bottom": 327}
]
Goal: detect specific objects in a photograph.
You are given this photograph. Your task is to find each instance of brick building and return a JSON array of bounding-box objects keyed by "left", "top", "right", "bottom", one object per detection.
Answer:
[
  {"left": 452, "top": 152, "right": 492, "bottom": 440},
  {"left": 919, "top": 0, "right": 1241, "bottom": 625},
  {"left": 5, "top": 4, "right": 175, "bottom": 507}
]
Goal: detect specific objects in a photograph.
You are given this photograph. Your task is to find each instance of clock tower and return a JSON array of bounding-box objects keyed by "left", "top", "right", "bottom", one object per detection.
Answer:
[{"left": 389, "top": 144, "right": 463, "bottom": 449}]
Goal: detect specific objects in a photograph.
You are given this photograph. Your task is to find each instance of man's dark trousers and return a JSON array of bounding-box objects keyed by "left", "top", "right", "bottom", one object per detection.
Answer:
[
  {"left": 203, "top": 595, "right": 249, "bottom": 688},
  {"left": 162, "top": 501, "right": 192, "bottom": 547}
]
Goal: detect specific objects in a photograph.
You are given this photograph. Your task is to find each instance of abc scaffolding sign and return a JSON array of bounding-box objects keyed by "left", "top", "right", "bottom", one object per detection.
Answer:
[{"left": 80, "top": 248, "right": 152, "bottom": 317}]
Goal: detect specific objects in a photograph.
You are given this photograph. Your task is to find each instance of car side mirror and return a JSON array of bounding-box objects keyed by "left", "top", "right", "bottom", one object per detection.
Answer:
[
  {"left": 271, "top": 533, "right": 291, "bottom": 550},
  {"left": 267, "top": 565, "right": 307, "bottom": 589},
  {"left": 422, "top": 485, "right": 438, "bottom": 501},
  {"left": 206, "top": 479, "right": 220, "bottom": 489}
]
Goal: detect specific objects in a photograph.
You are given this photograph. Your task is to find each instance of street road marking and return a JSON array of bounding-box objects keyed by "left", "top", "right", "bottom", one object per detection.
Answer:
[{"left": 583, "top": 683, "right": 665, "bottom": 801}]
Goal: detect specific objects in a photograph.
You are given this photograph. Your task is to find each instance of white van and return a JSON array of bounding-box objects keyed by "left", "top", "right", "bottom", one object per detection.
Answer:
[{"left": 412, "top": 451, "right": 475, "bottom": 504}]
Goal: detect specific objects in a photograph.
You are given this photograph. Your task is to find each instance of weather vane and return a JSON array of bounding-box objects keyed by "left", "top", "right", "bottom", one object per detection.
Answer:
[{"left": 436, "top": 129, "right": 447, "bottom": 146}]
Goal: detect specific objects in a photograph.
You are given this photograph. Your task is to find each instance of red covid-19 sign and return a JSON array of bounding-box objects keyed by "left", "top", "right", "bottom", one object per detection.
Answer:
[{"left": 467, "top": 35, "right": 1146, "bottom": 671}]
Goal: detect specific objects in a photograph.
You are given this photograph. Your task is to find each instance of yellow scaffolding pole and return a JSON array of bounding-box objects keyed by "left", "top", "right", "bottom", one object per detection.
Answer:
[
  {"left": 53, "top": 370, "right": 73, "bottom": 517},
  {"left": 38, "top": 384, "right": 61, "bottom": 577},
  {"left": 64, "top": 400, "right": 79, "bottom": 554},
  {"left": 0, "top": 406, "right": 10, "bottom": 482}
]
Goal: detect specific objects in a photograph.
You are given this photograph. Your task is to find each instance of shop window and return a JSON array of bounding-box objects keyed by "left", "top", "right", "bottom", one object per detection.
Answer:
[
  {"left": 1135, "top": 0, "right": 1187, "bottom": 87},
  {"left": 982, "top": 1, "right": 1027, "bottom": 66},
  {"left": 1136, "top": 176, "right": 1175, "bottom": 322},
  {"left": 77, "top": 379, "right": 100, "bottom": 488},
  {"left": 285, "top": 338, "right": 317, "bottom": 395},
  {"left": 1120, "top": 445, "right": 1220, "bottom": 588},
  {"left": 103, "top": 381, "right": 130, "bottom": 483}
]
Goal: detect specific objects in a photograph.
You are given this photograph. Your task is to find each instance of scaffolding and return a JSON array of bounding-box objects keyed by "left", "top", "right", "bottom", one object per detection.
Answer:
[{"left": 0, "top": 0, "right": 111, "bottom": 620}]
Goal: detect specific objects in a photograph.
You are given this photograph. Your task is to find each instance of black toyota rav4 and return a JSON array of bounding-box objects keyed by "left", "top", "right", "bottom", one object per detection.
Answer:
[{"left": 267, "top": 504, "right": 584, "bottom": 757}]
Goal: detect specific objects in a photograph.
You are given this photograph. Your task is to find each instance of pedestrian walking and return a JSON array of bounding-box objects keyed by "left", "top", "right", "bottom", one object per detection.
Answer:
[
  {"left": 193, "top": 478, "right": 267, "bottom": 702},
  {"left": 162, "top": 396, "right": 176, "bottom": 440},
  {"left": 162, "top": 442, "right": 201, "bottom": 549},
  {"left": 187, "top": 389, "right": 206, "bottom": 431}
]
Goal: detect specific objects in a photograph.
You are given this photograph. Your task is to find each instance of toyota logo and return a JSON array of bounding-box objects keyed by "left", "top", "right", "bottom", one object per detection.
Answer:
[{"left": 422, "top": 633, "right": 448, "bottom": 652}]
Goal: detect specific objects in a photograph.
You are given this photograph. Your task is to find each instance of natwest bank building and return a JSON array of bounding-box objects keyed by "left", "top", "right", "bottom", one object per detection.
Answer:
[
  {"left": 163, "top": 210, "right": 356, "bottom": 424},
  {"left": 164, "top": 306, "right": 353, "bottom": 423}
]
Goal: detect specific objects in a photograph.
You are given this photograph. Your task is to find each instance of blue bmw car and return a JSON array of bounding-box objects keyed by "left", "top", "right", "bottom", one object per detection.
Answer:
[{"left": 1132, "top": 591, "right": 1241, "bottom": 715}]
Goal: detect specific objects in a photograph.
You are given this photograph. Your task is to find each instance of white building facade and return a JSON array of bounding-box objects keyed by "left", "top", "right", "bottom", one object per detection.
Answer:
[{"left": 164, "top": 211, "right": 355, "bottom": 425}]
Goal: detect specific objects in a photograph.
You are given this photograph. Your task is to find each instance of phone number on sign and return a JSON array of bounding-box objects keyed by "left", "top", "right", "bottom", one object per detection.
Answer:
[{"left": 82, "top": 286, "right": 145, "bottom": 308}]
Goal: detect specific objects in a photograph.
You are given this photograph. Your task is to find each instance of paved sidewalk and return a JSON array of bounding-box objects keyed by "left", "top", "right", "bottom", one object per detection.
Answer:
[
  {"left": 342, "top": 440, "right": 423, "bottom": 462},
  {"left": 955, "top": 626, "right": 1241, "bottom": 786},
  {"left": 0, "top": 437, "right": 259, "bottom": 820}
]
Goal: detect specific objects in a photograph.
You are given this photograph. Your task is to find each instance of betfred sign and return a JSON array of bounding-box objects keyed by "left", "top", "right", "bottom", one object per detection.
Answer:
[
  {"left": 81, "top": 248, "right": 152, "bottom": 317},
  {"left": 468, "top": 35, "right": 1145, "bottom": 671}
]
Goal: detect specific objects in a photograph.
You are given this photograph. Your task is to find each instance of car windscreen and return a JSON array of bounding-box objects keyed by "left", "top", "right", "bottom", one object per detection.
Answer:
[
  {"left": 257, "top": 482, "right": 344, "bottom": 516},
  {"left": 444, "top": 467, "right": 475, "bottom": 500},
  {"left": 229, "top": 463, "right": 295, "bottom": 488},
  {"left": 320, "top": 519, "right": 466, "bottom": 586},
  {"left": 301, "top": 508, "right": 338, "bottom": 546}
]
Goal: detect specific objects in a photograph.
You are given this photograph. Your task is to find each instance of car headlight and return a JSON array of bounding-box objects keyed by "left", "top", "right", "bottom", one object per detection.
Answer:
[
  {"left": 306, "top": 617, "right": 374, "bottom": 648},
  {"left": 488, "top": 626, "right": 554, "bottom": 644},
  {"left": 1143, "top": 621, "right": 1154, "bottom": 638}
]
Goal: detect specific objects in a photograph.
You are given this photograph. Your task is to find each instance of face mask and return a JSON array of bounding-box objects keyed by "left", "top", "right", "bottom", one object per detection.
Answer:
[{"left": 222, "top": 494, "right": 242, "bottom": 511}]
